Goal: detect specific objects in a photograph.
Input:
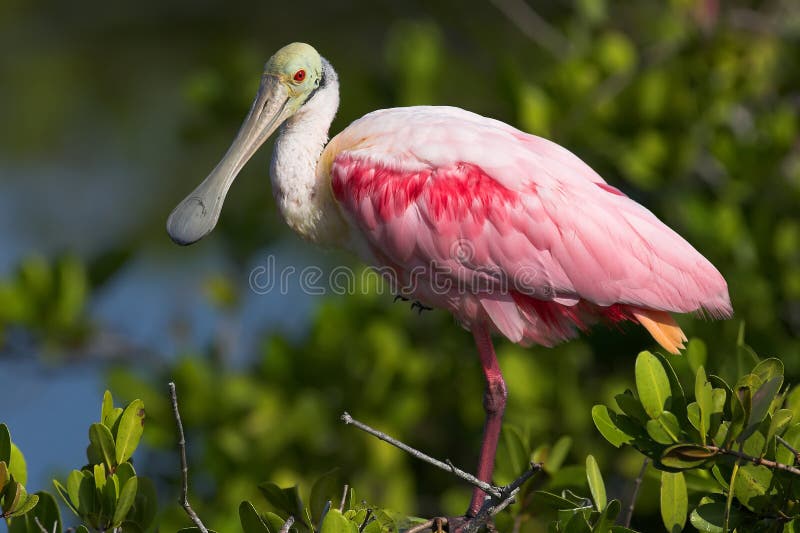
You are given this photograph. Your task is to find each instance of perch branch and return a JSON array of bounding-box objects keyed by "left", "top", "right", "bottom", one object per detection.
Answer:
[
  {"left": 279, "top": 516, "right": 295, "bottom": 533},
  {"left": 708, "top": 445, "right": 800, "bottom": 476},
  {"left": 169, "top": 382, "right": 210, "bottom": 533},
  {"left": 341, "top": 412, "right": 542, "bottom": 533},
  {"left": 623, "top": 458, "right": 648, "bottom": 527},
  {"left": 341, "top": 412, "right": 502, "bottom": 498}
]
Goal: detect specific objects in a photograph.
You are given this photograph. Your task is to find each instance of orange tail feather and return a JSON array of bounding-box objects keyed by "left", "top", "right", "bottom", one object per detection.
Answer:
[{"left": 632, "top": 309, "right": 687, "bottom": 355}]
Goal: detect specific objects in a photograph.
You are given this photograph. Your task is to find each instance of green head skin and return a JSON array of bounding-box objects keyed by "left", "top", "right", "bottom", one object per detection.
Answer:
[{"left": 167, "top": 42, "right": 323, "bottom": 245}]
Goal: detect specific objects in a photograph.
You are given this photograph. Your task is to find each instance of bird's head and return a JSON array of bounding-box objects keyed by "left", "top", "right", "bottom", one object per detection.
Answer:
[{"left": 167, "top": 42, "right": 324, "bottom": 245}]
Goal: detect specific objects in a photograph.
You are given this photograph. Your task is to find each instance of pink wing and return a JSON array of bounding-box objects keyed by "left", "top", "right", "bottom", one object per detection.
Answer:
[{"left": 329, "top": 107, "right": 731, "bottom": 345}]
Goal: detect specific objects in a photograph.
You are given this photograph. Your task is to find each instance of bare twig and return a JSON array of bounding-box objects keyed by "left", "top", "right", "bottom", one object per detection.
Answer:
[
  {"left": 406, "top": 518, "right": 438, "bottom": 533},
  {"left": 169, "top": 382, "right": 210, "bottom": 533},
  {"left": 339, "top": 484, "right": 349, "bottom": 512},
  {"left": 777, "top": 436, "right": 800, "bottom": 464},
  {"left": 623, "top": 458, "right": 649, "bottom": 528},
  {"left": 279, "top": 516, "right": 295, "bottom": 533},
  {"left": 707, "top": 445, "right": 800, "bottom": 476},
  {"left": 488, "top": 0, "right": 571, "bottom": 58},
  {"left": 341, "top": 412, "right": 502, "bottom": 498},
  {"left": 357, "top": 509, "right": 374, "bottom": 533}
]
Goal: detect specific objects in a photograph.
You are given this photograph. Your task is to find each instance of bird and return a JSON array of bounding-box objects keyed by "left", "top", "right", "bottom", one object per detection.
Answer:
[{"left": 167, "top": 42, "right": 732, "bottom": 522}]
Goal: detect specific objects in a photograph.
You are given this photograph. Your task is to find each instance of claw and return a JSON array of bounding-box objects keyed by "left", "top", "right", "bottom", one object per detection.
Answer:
[
  {"left": 410, "top": 301, "right": 433, "bottom": 314},
  {"left": 394, "top": 294, "right": 410, "bottom": 303}
]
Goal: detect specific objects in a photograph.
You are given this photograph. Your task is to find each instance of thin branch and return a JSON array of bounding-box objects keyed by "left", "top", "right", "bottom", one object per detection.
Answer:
[
  {"left": 339, "top": 484, "right": 349, "bottom": 513},
  {"left": 708, "top": 445, "right": 800, "bottom": 476},
  {"left": 279, "top": 516, "right": 295, "bottom": 533},
  {"left": 169, "top": 382, "right": 210, "bottom": 533},
  {"left": 777, "top": 436, "right": 800, "bottom": 464},
  {"left": 406, "top": 518, "right": 438, "bottom": 533},
  {"left": 357, "top": 509, "right": 373, "bottom": 533},
  {"left": 341, "top": 412, "right": 502, "bottom": 498},
  {"left": 623, "top": 458, "right": 649, "bottom": 528},
  {"left": 33, "top": 516, "right": 49, "bottom": 533},
  {"left": 488, "top": 0, "right": 571, "bottom": 58}
]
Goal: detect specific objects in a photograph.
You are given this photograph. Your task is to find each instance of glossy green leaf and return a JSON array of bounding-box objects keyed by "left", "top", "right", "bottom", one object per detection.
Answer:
[
  {"left": 89, "top": 423, "right": 117, "bottom": 471},
  {"left": 258, "top": 483, "right": 308, "bottom": 528},
  {"left": 733, "top": 464, "right": 774, "bottom": 512},
  {"left": 116, "top": 462, "right": 136, "bottom": 487},
  {"left": 660, "top": 444, "right": 717, "bottom": 470},
  {"left": 593, "top": 498, "right": 620, "bottom": 532},
  {"left": 695, "top": 366, "right": 713, "bottom": 443},
  {"left": 104, "top": 407, "right": 124, "bottom": 434},
  {"left": 563, "top": 511, "right": 592, "bottom": 533},
  {"left": 740, "top": 376, "right": 782, "bottom": 443},
  {"left": 645, "top": 411, "right": 681, "bottom": 444},
  {"left": 264, "top": 511, "right": 287, "bottom": 533},
  {"left": 319, "top": 509, "right": 357, "bottom": 533},
  {"left": 9, "top": 493, "right": 38, "bottom": 518},
  {"left": 0, "top": 424, "right": 10, "bottom": 465},
  {"left": 591, "top": 405, "right": 632, "bottom": 447},
  {"left": 113, "top": 476, "right": 138, "bottom": 526},
  {"left": 614, "top": 390, "right": 648, "bottom": 423},
  {"left": 53, "top": 479, "right": 79, "bottom": 516},
  {"left": 240, "top": 500, "right": 271, "bottom": 533},
  {"left": 767, "top": 409, "right": 793, "bottom": 448},
  {"left": 27, "top": 491, "right": 61, "bottom": 533},
  {"left": 77, "top": 471, "right": 96, "bottom": 517},
  {"left": 8, "top": 443, "right": 26, "bottom": 486},
  {"left": 635, "top": 351, "right": 671, "bottom": 419},
  {"left": 653, "top": 351, "right": 687, "bottom": 421},
  {"left": 66, "top": 470, "right": 83, "bottom": 511},
  {"left": 660, "top": 471, "right": 686, "bottom": 533},
  {"left": 101, "top": 390, "right": 114, "bottom": 424},
  {"left": 309, "top": 469, "right": 342, "bottom": 524},
  {"left": 115, "top": 399, "right": 145, "bottom": 464},
  {"left": 0, "top": 461, "right": 7, "bottom": 493},
  {"left": 131, "top": 476, "right": 157, "bottom": 530},
  {"left": 585, "top": 455, "right": 606, "bottom": 511},
  {"left": 752, "top": 358, "right": 783, "bottom": 385},
  {"left": 93, "top": 463, "right": 106, "bottom": 492},
  {"left": 689, "top": 499, "right": 739, "bottom": 532}
]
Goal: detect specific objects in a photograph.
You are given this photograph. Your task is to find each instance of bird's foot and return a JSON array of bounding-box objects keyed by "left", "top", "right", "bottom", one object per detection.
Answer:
[
  {"left": 393, "top": 294, "right": 410, "bottom": 303},
  {"left": 410, "top": 300, "right": 433, "bottom": 314}
]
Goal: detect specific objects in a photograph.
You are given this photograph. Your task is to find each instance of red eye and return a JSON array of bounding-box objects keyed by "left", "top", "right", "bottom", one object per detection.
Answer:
[{"left": 293, "top": 69, "right": 306, "bottom": 82}]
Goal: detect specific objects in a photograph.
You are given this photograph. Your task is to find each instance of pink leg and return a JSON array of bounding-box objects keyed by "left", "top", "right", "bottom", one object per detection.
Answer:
[{"left": 467, "top": 324, "right": 507, "bottom": 517}]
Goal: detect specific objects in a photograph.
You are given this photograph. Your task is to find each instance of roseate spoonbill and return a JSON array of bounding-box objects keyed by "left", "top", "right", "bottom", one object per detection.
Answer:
[{"left": 167, "top": 43, "right": 732, "bottom": 518}]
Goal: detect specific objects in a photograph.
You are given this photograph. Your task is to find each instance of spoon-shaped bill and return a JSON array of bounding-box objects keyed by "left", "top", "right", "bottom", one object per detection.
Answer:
[{"left": 167, "top": 76, "right": 292, "bottom": 245}]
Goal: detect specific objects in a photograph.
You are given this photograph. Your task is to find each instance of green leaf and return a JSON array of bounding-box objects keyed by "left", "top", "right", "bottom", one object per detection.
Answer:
[
  {"left": 28, "top": 491, "right": 61, "bottom": 533},
  {"left": 563, "top": 511, "right": 592, "bottom": 533},
  {"left": 319, "top": 509, "right": 357, "bottom": 533},
  {"left": 593, "top": 498, "right": 620, "bottom": 532},
  {"left": 645, "top": 411, "right": 681, "bottom": 444},
  {"left": 115, "top": 399, "right": 145, "bottom": 464},
  {"left": 104, "top": 407, "right": 124, "bottom": 434},
  {"left": 660, "top": 472, "right": 687, "bottom": 533},
  {"left": 93, "top": 463, "right": 106, "bottom": 493},
  {"left": 240, "top": 500, "right": 271, "bottom": 533},
  {"left": 497, "top": 425, "right": 528, "bottom": 483},
  {"left": 0, "top": 462, "right": 7, "bottom": 493},
  {"left": 660, "top": 444, "right": 717, "bottom": 470},
  {"left": 689, "top": 499, "right": 740, "bottom": 532},
  {"left": 89, "top": 423, "right": 117, "bottom": 471},
  {"left": 635, "top": 351, "right": 671, "bottom": 419},
  {"left": 0, "top": 424, "right": 10, "bottom": 465},
  {"left": 76, "top": 526, "right": 90, "bottom": 533},
  {"left": 695, "top": 366, "right": 713, "bottom": 443},
  {"left": 66, "top": 470, "right": 83, "bottom": 512},
  {"left": 8, "top": 443, "right": 27, "bottom": 486},
  {"left": 309, "top": 469, "right": 342, "bottom": 524},
  {"left": 585, "top": 455, "right": 606, "bottom": 511},
  {"left": 752, "top": 358, "right": 783, "bottom": 385},
  {"left": 264, "top": 511, "right": 287, "bottom": 533},
  {"left": 532, "top": 490, "right": 580, "bottom": 510},
  {"left": 130, "top": 476, "right": 157, "bottom": 530},
  {"left": 614, "top": 391, "right": 649, "bottom": 423},
  {"left": 77, "top": 470, "right": 96, "bottom": 517},
  {"left": 653, "top": 351, "right": 687, "bottom": 421},
  {"left": 740, "top": 376, "right": 783, "bottom": 443},
  {"left": 53, "top": 479, "right": 79, "bottom": 516},
  {"left": 9, "top": 493, "right": 38, "bottom": 518},
  {"left": 115, "top": 462, "right": 136, "bottom": 487},
  {"left": 113, "top": 476, "right": 138, "bottom": 526},
  {"left": 101, "top": 390, "right": 114, "bottom": 424},
  {"left": 733, "top": 464, "right": 774, "bottom": 512},
  {"left": 544, "top": 436, "right": 572, "bottom": 474},
  {"left": 258, "top": 483, "right": 308, "bottom": 528},
  {"left": 767, "top": 409, "right": 793, "bottom": 449},
  {"left": 591, "top": 405, "right": 633, "bottom": 447}
]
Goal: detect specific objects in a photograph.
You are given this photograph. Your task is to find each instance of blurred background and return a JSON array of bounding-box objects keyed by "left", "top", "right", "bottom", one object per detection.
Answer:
[{"left": 1, "top": 0, "right": 799, "bottom": 530}]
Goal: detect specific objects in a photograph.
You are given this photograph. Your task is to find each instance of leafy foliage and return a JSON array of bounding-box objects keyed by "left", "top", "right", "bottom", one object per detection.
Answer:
[{"left": 593, "top": 342, "right": 800, "bottom": 531}]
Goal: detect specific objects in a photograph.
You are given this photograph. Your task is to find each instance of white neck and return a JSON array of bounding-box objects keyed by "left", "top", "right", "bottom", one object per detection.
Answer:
[{"left": 269, "top": 59, "right": 348, "bottom": 247}]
